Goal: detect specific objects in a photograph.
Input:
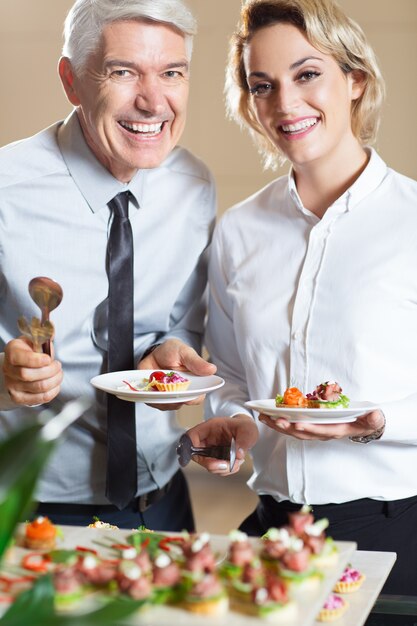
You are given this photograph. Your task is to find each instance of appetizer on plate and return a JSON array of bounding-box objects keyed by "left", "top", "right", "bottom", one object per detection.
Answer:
[
  {"left": 120, "top": 370, "right": 190, "bottom": 392},
  {"left": 317, "top": 593, "right": 348, "bottom": 622},
  {"left": 260, "top": 506, "right": 339, "bottom": 592},
  {"left": 147, "top": 370, "right": 191, "bottom": 392},
  {"left": 219, "top": 530, "right": 256, "bottom": 582},
  {"left": 275, "top": 381, "right": 349, "bottom": 409},
  {"left": 289, "top": 507, "right": 338, "bottom": 568},
  {"left": 229, "top": 557, "right": 297, "bottom": 621},
  {"left": 87, "top": 518, "right": 119, "bottom": 530},
  {"left": 333, "top": 565, "right": 365, "bottom": 593},
  {"left": 24, "top": 516, "right": 57, "bottom": 550},
  {"left": 179, "top": 532, "right": 228, "bottom": 614}
]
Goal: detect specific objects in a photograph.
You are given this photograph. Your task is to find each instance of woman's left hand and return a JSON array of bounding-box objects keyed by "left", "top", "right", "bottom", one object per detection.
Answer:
[{"left": 258, "top": 409, "right": 385, "bottom": 441}]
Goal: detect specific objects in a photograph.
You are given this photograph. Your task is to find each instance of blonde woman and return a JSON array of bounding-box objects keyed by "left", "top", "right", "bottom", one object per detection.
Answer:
[{"left": 189, "top": 0, "right": 417, "bottom": 594}]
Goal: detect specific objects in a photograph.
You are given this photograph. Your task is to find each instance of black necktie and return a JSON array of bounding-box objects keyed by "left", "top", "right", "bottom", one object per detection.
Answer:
[{"left": 105, "top": 191, "right": 137, "bottom": 509}]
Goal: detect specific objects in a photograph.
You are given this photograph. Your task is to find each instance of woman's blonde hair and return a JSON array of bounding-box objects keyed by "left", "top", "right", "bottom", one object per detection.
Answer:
[{"left": 225, "top": 0, "right": 385, "bottom": 169}]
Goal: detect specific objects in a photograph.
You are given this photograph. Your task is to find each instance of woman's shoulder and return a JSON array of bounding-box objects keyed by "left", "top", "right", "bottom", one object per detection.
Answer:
[{"left": 386, "top": 166, "right": 417, "bottom": 195}]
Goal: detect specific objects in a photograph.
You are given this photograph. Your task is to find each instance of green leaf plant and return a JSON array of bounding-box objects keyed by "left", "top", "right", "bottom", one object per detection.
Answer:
[{"left": 0, "top": 398, "right": 144, "bottom": 625}]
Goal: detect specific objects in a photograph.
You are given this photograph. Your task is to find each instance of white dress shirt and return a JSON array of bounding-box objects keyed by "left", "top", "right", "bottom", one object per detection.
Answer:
[
  {"left": 0, "top": 111, "right": 216, "bottom": 503},
  {"left": 205, "top": 149, "right": 417, "bottom": 504}
]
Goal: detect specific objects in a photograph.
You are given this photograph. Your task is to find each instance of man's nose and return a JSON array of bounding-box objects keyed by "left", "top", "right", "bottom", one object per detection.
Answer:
[{"left": 134, "top": 78, "right": 165, "bottom": 116}]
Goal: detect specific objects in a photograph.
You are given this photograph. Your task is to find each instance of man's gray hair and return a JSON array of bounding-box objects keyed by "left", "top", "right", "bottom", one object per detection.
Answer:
[{"left": 62, "top": 0, "right": 197, "bottom": 74}]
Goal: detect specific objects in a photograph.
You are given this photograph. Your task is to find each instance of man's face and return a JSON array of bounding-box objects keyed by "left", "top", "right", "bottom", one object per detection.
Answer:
[{"left": 60, "top": 20, "right": 190, "bottom": 182}]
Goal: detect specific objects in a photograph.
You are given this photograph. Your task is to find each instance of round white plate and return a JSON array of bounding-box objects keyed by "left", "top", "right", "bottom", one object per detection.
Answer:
[
  {"left": 244, "top": 399, "right": 379, "bottom": 424},
  {"left": 91, "top": 370, "right": 225, "bottom": 404}
]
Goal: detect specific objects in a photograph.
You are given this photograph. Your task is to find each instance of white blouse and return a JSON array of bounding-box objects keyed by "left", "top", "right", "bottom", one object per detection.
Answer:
[{"left": 205, "top": 149, "right": 417, "bottom": 504}]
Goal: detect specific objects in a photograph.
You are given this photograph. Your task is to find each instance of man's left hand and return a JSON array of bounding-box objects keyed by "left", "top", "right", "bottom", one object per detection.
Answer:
[{"left": 139, "top": 338, "right": 216, "bottom": 411}]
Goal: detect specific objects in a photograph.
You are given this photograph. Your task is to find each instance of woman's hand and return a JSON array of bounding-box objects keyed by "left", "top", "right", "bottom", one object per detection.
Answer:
[
  {"left": 259, "top": 409, "right": 385, "bottom": 441},
  {"left": 186, "top": 414, "right": 259, "bottom": 475}
]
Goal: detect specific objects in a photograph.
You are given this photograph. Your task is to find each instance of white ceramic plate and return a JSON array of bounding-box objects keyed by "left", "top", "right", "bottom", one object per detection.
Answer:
[
  {"left": 91, "top": 370, "right": 225, "bottom": 404},
  {"left": 244, "top": 399, "right": 379, "bottom": 424}
]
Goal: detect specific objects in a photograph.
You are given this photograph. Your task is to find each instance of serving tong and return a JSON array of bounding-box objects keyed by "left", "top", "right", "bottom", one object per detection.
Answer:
[{"left": 176, "top": 433, "right": 237, "bottom": 471}]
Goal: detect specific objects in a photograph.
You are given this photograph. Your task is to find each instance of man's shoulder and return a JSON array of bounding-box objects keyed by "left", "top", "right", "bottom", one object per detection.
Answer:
[
  {"left": 160, "top": 145, "right": 214, "bottom": 185},
  {"left": 0, "top": 122, "right": 67, "bottom": 189}
]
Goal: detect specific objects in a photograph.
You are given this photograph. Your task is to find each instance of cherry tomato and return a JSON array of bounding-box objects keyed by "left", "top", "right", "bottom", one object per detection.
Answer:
[{"left": 149, "top": 371, "right": 166, "bottom": 382}]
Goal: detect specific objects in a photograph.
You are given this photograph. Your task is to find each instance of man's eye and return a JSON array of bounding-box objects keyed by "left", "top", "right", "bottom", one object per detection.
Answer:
[
  {"left": 249, "top": 83, "right": 272, "bottom": 97},
  {"left": 164, "top": 70, "right": 181, "bottom": 78},
  {"left": 111, "top": 69, "right": 132, "bottom": 78}
]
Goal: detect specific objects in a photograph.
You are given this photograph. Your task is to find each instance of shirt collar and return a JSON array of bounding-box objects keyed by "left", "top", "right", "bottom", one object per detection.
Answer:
[
  {"left": 57, "top": 110, "right": 143, "bottom": 213},
  {"left": 287, "top": 147, "right": 388, "bottom": 216}
]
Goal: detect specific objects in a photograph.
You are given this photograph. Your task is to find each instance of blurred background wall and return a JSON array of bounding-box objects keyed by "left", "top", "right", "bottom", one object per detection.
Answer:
[
  {"left": 0, "top": 0, "right": 416, "bottom": 216},
  {"left": 1, "top": 0, "right": 416, "bottom": 531}
]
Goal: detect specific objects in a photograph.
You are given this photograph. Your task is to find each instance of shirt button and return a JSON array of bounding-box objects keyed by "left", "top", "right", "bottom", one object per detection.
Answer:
[{"left": 292, "top": 330, "right": 301, "bottom": 340}]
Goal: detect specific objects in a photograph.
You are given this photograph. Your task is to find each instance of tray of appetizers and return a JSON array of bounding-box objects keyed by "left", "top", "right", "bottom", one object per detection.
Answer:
[{"left": 1, "top": 508, "right": 358, "bottom": 625}]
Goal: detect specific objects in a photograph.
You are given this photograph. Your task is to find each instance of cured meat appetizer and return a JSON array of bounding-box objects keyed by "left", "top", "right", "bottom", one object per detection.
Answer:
[
  {"left": 229, "top": 558, "right": 297, "bottom": 621},
  {"left": 219, "top": 530, "right": 255, "bottom": 581},
  {"left": 275, "top": 381, "right": 349, "bottom": 409}
]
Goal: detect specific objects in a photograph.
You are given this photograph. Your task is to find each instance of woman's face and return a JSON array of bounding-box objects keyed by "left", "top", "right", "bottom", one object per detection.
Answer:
[{"left": 243, "top": 22, "right": 364, "bottom": 169}]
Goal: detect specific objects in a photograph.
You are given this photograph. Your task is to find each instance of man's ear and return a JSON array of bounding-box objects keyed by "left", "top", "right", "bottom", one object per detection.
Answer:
[
  {"left": 58, "top": 56, "right": 81, "bottom": 106},
  {"left": 350, "top": 69, "right": 366, "bottom": 101}
]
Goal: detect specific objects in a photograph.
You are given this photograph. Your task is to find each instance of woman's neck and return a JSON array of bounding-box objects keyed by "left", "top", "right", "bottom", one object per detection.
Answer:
[{"left": 293, "top": 143, "right": 369, "bottom": 219}]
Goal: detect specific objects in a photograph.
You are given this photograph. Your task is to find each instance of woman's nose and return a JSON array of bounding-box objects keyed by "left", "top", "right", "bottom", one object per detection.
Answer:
[{"left": 274, "top": 82, "right": 300, "bottom": 115}]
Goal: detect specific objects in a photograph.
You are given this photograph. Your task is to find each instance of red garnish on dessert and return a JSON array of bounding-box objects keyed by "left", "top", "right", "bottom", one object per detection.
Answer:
[{"left": 149, "top": 371, "right": 166, "bottom": 382}]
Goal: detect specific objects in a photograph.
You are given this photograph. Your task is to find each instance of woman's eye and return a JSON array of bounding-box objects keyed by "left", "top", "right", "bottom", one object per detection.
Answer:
[
  {"left": 249, "top": 83, "right": 273, "bottom": 97},
  {"left": 298, "top": 70, "right": 321, "bottom": 82}
]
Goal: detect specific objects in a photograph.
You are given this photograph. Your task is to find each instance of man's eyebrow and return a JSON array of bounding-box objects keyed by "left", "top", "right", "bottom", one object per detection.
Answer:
[
  {"left": 164, "top": 61, "right": 189, "bottom": 71},
  {"left": 104, "top": 60, "right": 189, "bottom": 71}
]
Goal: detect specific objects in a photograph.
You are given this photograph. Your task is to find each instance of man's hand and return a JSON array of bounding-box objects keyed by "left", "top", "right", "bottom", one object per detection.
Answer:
[
  {"left": 186, "top": 414, "right": 259, "bottom": 475},
  {"left": 139, "top": 338, "right": 217, "bottom": 411},
  {"left": 259, "top": 409, "right": 385, "bottom": 441},
  {"left": 3, "top": 337, "right": 63, "bottom": 406}
]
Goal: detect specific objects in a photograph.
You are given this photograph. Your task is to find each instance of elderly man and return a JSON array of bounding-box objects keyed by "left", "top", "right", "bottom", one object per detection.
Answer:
[{"left": 0, "top": 0, "right": 216, "bottom": 530}]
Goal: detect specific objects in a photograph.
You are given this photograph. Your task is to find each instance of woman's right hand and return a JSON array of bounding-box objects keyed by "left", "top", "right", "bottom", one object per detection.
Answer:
[
  {"left": 3, "top": 337, "right": 63, "bottom": 406},
  {"left": 186, "top": 414, "right": 259, "bottom": 476}
]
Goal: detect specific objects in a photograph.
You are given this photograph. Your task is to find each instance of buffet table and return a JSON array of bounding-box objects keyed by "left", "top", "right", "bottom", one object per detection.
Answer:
[{"left": 2, "top": 526, "right": 396, "bottom": 625}]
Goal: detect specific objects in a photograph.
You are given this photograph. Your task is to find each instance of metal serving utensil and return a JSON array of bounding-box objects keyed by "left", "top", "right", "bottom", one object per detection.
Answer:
[
  {"left": 176, "top": 433, "right": 237, "bottom": 471},
  {"left": 28, "top": 277, "right": 63, "bottom": 355}
]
